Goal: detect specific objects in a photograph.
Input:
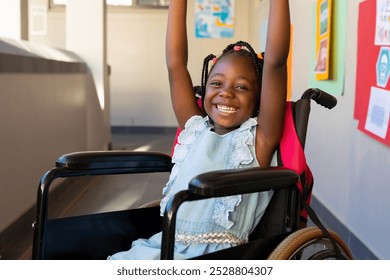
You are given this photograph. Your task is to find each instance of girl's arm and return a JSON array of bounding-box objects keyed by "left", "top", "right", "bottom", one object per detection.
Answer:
[
  {"left": 256, "top": 0, "right": 290, "bottom": 167},
  {"left": 166, "top": 0, "right": 204, "bottom": 129}
]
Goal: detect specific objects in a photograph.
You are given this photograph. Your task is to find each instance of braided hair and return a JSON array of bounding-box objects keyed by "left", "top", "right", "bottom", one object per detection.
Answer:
[{"left": 200, "top": 41, "right": 264, "bottom": 117}]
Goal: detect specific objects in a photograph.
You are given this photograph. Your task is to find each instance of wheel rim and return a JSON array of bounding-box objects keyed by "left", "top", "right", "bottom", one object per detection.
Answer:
[{"left": 267, "top": 227, "right": 353, "bottom": 260}]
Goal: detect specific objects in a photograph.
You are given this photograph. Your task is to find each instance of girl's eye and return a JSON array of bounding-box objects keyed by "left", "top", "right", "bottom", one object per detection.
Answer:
[
  {"left": 209, "top": 81, "right": 222, "bottom": 86},
  {"left": 236, "top": 85, "right": 248, "bottom": 90}
]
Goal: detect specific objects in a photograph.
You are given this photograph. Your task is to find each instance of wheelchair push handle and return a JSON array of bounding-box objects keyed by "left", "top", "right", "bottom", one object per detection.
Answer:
[{"left": 301, "top": 88, "right": 337, "bottom": 109}]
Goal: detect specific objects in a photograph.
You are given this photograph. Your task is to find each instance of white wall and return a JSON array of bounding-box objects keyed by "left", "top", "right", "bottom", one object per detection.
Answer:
[
  {"left": 66, "top": 0, "right": 111, "bottom": 147},
  {"left": 0, "top": 0, "right": 28, "bottom": 40}
]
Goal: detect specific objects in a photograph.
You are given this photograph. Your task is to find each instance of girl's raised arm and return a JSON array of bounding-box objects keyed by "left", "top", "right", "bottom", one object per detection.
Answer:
[
  {"left": 256, "top": 0, "right": 291, "bottom": 167},
  {"left": 166, "top": 0, "right": 204, "bottom": 129}
]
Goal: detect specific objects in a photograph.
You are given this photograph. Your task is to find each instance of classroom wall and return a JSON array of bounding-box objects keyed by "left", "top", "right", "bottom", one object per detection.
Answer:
[
  {"left": 287, "top": 0, "right": 390, "bottom": 259},
  {"left": 252, "top": 0, "right": 390, "bottom": 259},
  {"left": 27, "top": 0, "right": 390, "bottom": 259}
]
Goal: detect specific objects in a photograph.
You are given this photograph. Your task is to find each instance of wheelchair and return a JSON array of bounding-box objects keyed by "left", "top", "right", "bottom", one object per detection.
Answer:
[{"left": 32, "top": 88, "right": 353, "bottom": 260}]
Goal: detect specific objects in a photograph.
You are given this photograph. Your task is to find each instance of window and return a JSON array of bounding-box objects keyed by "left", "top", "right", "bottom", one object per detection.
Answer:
[
  {"left": 138, "top": 0, "right": 169, "bottom": 7},
  {"left": 50, "top": 0, "right": 169, "bottom": 8},
  {"left": 51, "top": 0, "right": 132, "bottom": 5}
]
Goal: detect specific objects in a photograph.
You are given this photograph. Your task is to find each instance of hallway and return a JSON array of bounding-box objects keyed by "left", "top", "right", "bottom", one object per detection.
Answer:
[{"left": 3, "top": 130, "right": 176, "bottom": 260}]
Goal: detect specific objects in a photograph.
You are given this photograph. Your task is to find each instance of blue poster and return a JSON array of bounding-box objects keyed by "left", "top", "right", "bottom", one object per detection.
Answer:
[{"left": 195, "top": 0, "right": 235, "bottom": 38}]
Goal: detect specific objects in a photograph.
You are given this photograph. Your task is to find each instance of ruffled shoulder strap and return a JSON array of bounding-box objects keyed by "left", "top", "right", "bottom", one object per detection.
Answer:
[
  {"left": 226, "top": 117, "right": 258, "bottom": 168},
  {"left": 173, "top": 116, "right": 209, "bottom": 163},
  {"left": 160, "top": 116, "right": 209, "bottom": 216}
]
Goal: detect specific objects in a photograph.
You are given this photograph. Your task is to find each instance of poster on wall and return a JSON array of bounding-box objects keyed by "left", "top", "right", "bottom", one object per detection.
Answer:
[
  {"left": 355, "top": 0, "right": 390, "bottom": 146},
  {"left": 309, "top": 0, "right": 346, "bottom": 96},
  {"left": 375, "top": 0, "right": 390, "bottom": 45},
  {"left": 195, "top": 0, "right": 234, "bottom": 38},
  {"left": 314, "top": 0, "right": 332, "bottom": 80}
]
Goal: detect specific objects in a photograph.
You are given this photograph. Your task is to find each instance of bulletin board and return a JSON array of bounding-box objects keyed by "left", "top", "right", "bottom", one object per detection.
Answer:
[{"left": 355, "top": 0, "right": 390, "bottom": 146}]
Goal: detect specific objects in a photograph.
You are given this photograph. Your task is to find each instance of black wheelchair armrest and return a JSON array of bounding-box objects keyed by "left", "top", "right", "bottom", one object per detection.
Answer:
[
  {"left": 33, "top": 150, "right": 173, "bottom": 260},
  {"left": 161, "top": 167, "right": 299, "bottom": 259},
  {"left": 188, "top": 167, "right": 299, "bottom": 197},
  {"left": 56, "top": 151, "right": 173, "bottom": 173}
]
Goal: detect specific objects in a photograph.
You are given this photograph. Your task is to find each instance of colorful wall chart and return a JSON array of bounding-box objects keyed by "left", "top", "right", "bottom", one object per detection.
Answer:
[
  {"left": 195, "top": 0, "right": 234, "bottom": 38},
  {"left": 310, "top": 0, "right": 346, "bottom": 95},
  {"left": 355, "top": 0, "right": 390, "bottom": 146}
]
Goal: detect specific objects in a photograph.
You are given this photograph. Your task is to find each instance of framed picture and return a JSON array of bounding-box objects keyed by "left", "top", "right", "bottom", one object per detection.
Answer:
[{"left": 314, "top": 0, "right": 332, "bottom": 80}]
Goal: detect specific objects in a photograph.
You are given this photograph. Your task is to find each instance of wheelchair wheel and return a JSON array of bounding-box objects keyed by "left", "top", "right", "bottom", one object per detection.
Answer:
[{"left": 267, "top": 227, "right": 353, "bottom": 260}]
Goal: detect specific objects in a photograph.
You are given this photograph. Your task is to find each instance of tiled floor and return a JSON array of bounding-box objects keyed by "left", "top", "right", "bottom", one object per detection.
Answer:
[{"left": 3, "top": 130, "right": 176, "bottom": 260}]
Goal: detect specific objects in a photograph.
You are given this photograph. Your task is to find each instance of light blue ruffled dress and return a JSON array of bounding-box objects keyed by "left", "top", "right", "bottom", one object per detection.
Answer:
[{"left": 109, "top": 115, "right": 274, "bottom": 260}]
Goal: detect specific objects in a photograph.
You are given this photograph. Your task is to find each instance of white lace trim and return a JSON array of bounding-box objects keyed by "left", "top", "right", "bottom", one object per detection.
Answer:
[{"left": 161, "top": 116, "right": 258, "bottom": 230}]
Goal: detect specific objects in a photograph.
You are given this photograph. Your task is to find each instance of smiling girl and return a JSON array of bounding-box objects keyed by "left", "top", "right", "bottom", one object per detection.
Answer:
[{"left": 109, "top": 0, "right": 290, "bottom": 260}]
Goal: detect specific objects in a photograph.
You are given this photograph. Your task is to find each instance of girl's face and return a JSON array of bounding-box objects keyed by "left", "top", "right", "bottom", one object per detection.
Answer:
[{"left": 203, "top": 54, "right": 259, "bottom": 135}]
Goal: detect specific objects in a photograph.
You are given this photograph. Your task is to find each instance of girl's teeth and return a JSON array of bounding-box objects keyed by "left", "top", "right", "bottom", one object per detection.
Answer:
[{"left": 217, "top": 105, "right": 237, "bottom": 113}]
